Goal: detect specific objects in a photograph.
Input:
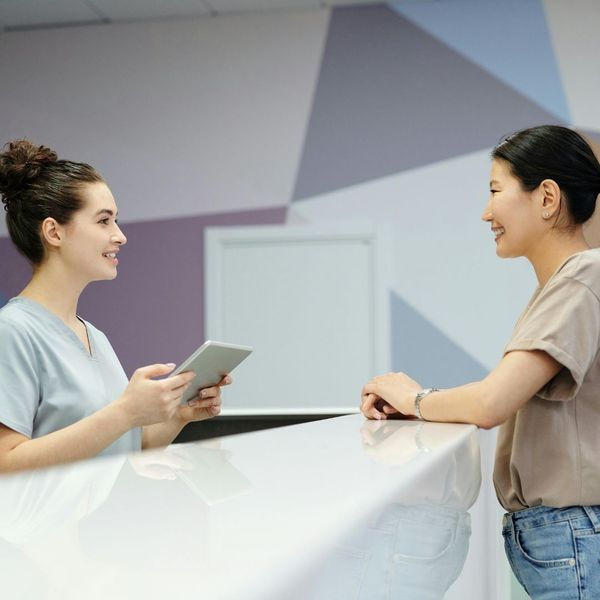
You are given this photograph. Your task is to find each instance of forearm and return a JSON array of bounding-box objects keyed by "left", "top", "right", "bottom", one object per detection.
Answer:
[
  {"left": 365, "top": 352, "right": 560, "bottom": 428},
  {"left": 415, "top": 381, "right": 499, "bottom": 429},
  {"left": 1, "top": 402, "right": 133, "bottom": 472},
  {"left": 416, "top": 351, "right": 561, "bottom": 428},
  {"left": 141, "top": 384, "right": 226, "bottom": 449},
  {"left": 142, "top": 416, "right": 187, "bottom": 450}
]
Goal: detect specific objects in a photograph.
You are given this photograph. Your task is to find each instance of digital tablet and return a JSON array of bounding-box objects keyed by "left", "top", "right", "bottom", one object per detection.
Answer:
[{"left": 171, "top": 340, "right": 253, "bottom": 405}]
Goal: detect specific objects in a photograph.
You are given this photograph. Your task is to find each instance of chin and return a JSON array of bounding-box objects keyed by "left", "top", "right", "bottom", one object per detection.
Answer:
[
  {"left": 92, "top": 269, "right": 118, "bottom": 282},
  {"left": 495, "top": 239, "right": 514, "bottom": 259},
  {"left": 495, "top": 246, "right": 520, "bottom": 259}
]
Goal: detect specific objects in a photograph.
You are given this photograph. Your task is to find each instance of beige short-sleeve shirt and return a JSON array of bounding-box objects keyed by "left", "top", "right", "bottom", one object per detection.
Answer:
[{"left": 494, "top": 249, "right": 600, "bottom": 512}]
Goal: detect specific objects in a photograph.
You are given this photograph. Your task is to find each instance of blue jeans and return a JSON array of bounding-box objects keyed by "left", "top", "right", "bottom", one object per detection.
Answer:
[{"left": 503, "top": 505, "right": 600, "bottom": 599}]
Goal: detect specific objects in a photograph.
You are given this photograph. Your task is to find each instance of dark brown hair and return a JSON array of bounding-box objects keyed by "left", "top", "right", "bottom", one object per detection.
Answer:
[{"left": 0, "top": 139, "right": 104, "bottom": 264}]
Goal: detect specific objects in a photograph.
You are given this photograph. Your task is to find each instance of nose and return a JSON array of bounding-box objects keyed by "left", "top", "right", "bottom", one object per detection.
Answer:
[
  {"left": 481, "top": 197, "right": 493, "bottom": 222},
  {"left": 112, "top": 224, "right": 127, "bottom": 246}
]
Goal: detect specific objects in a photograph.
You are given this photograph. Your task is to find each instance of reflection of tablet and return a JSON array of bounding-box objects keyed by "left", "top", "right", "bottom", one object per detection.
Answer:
[
  {"left": 175, "top": 447, "right": 252, "bottom": 505},
  {"left": 172, "top": 340, "right": 253, "bottom": 405}
]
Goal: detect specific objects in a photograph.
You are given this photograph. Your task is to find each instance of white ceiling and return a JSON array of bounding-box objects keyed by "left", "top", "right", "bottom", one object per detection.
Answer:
[{"left": 0, "top": 0, "right": 390, "bottom": 31}]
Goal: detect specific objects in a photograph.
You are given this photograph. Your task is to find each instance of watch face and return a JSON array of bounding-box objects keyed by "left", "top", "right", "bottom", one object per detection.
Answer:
[{"left": 415, "top": 389, "right": 437, "bottom": 421}]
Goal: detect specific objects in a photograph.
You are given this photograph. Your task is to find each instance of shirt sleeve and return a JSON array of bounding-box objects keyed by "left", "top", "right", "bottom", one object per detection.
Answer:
[
  {"left": 504, "top": 276, "right": 600, "bottom": 401},
  {"left": 0, "top": 320, "right": 40, "bottom": 437}
]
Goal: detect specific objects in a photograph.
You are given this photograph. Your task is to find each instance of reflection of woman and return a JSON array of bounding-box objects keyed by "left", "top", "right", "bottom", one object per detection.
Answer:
[
  {"left": 0, "top": 140, "right": 228, "bottom": 472},
  {"left": 302, "top": 421, "right": 479, "bottom": 600},
  {"left": 361, "top": 126, "right": 600, "bottom": 598}
]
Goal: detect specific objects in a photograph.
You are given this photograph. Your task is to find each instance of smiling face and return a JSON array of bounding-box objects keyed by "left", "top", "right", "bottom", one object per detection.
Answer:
[
  {"left": 482, "top": 159, "right": 546, "bottom": 259},
  {"left": 55, "top": 181, "right": 127, "bottom": 283}
]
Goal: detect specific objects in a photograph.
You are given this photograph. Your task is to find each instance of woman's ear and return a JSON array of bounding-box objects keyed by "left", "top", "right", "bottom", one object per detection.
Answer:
[
  {"left": 40, "top": 218, "right": 63, "bottom": 249},
  {"left": 539, "top": 179, "right": 561, "bottom": 219}
]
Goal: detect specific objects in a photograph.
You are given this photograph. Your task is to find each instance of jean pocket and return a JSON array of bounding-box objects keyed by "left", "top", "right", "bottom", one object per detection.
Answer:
[
  {"left": 515, "top": 521, "right": 576, "bottom": 567},
  {"left": 312, "top": 544, "right": 369, "bottom": 600}
]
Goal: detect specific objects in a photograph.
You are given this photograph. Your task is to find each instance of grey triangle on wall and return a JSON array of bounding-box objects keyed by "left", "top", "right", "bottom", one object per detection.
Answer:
[{"left": 391, "top": 291, "right": 488, "bottom": 388}]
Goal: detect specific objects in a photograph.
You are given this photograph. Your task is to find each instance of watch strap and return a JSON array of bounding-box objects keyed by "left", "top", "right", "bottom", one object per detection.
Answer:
[{"left": 414, "top": 387, "right": 439, "bottom": 421}]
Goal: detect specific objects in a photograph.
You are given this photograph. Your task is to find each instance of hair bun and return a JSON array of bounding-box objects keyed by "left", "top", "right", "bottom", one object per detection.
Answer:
[{"left": 0, "top": 139, "right": 58, "bottom": 210}]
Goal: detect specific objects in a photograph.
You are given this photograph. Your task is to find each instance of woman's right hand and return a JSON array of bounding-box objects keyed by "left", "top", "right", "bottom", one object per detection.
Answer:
[{"left": 116, "top": 364, "right": 196, "bottom": 427}]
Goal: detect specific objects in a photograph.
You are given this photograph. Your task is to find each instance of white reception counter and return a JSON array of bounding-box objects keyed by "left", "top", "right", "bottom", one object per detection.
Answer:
[{"left": 0, "top": 415, "right": 481, "bottom": 599}]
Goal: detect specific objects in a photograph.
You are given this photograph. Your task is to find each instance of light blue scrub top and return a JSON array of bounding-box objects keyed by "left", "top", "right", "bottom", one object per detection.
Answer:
[{"left": 0, "top": 297, "right": 141, "bottom": 456}]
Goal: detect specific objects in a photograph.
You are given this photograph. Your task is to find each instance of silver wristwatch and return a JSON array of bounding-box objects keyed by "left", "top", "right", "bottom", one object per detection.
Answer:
[{"left": 414, "top": 388, "right": 439, "bottom": 421}]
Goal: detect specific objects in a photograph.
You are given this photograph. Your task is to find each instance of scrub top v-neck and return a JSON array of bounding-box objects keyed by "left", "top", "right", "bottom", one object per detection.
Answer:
[{"left": 0, "top": 297, "right": 141, "bottom": 456}]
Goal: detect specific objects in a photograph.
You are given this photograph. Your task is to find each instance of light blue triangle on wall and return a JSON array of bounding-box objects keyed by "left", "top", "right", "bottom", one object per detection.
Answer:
[
  {"left": 390, "top": 0, "right": 570, "bottom": 123},
  {"left": 293, "top": 5, "right": 561, "bottom": 202},
  {"left": 391, "top": 292, "right": 488, "bottom": 389}
]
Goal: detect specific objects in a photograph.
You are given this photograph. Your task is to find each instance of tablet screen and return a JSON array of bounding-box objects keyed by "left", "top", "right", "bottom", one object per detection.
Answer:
[{"left": 172, "top": 340, "right": 253, "bottom": 405}]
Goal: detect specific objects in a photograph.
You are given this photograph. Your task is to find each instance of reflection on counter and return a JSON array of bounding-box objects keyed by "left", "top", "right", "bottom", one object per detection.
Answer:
[
  {"left": 0, "top": 440, "right": 252, "bottom": 599},
  {"left": 0, "top": 452, "right": 125, "bottom": 598},
  {"left": 0, "top": 415, "right": 480, "bottom": 600},
  {"left": 283, "top": 420, "right": 481, "bottom": 600}
]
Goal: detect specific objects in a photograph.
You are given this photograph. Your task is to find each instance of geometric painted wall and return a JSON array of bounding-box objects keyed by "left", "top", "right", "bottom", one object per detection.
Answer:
[
  {"left": 1, "top": 1, "right": 600, "bottom": 383},
  {"left": 289, "top": 1, "right": 600, "bottom": 376},
  {"left": 292, "top": 4, "right": 563, "bottom": 201}
]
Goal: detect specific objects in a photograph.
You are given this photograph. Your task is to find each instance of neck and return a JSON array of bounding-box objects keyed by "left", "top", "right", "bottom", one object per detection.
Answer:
[
  {"left": 19, "top": 262, "right": 87, "bottom": 326},
  {"left": 527, "top": 227, "right": 591, "bottom": 287}
]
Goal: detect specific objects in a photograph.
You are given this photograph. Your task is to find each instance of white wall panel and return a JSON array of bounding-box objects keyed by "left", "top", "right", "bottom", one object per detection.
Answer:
[
  {"left": 205, "top": 223, "right": 391, "bottom": 414},
  {"left": 544, "top": 0, "right": 600, "bottom": 130}
]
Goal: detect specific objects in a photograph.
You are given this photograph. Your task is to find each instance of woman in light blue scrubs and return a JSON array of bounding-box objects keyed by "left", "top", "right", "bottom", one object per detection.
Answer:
[{"left": 0, "top": 139, "right": 227, "bottom": 472}]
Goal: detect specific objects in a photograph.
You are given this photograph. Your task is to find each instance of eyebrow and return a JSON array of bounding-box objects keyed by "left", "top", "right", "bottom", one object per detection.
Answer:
[
  {"left": 489, "top": 180, "right": 500, "bottom": 187},
  {"left": 95, "top": 209, "right": 118, "bottom": 217}
]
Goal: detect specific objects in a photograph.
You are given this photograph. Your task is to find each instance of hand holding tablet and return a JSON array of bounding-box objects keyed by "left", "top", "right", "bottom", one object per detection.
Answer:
[{"left": 171, "top": 340, "right": 253, "bottom": 405}]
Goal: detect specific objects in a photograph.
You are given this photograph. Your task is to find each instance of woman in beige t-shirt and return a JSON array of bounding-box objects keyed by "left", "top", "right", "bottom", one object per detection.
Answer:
[{"left": 361, "top": 125, "right": 600, "bottom": 599}]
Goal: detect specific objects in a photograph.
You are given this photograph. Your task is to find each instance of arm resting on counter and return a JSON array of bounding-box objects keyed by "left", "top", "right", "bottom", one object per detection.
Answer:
[
  {"left": 0, "top": 402, "right": 133, "bottom": 473},
  {"left": 362, "top": 350, "right": 562, "bottom": 429}
]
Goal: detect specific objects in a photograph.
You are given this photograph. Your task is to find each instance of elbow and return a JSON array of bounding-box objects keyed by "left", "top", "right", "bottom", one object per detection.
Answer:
[
  {"left": 472, "top": 381, "right": 505, "bottom": 430},
  {"left": 476, "top": 416, "right": 500, "bottom": 431}
]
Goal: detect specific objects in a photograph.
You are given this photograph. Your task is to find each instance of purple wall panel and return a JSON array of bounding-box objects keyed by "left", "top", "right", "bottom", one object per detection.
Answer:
[
  {"left": 0, "top": 207, "right": 287, "bottom": 376},
  {"left": 0, "top": 239, "right": 31, "bottom": 300}
]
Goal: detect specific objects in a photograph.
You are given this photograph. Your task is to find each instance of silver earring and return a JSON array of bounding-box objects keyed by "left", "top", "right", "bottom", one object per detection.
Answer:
[{"left": 543, "top": 211, "right": 550, "bottom": 219}]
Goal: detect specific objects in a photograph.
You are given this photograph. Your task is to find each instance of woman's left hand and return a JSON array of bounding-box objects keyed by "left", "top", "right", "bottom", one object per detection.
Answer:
[
  {"left": 361, "top": 372, "right": 422, "bottom": 420},
  {"left": 176, "top": 375, "right": 232, "bottom": 423}
]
